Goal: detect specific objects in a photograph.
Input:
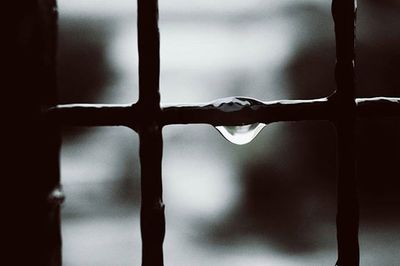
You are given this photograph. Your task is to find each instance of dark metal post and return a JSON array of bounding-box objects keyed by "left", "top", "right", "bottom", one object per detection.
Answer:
[
  {"left": 332, "top": 0, "right": 359, "bottom": 265},
  {"left": 137, "top": 0, "right": 165, "bottom": 265},
  {"left": 6, "top": 0, "right": 62, "bottom": 265},
  {"left": 139, "top": 127, "right": 165, "bottom": 266}
]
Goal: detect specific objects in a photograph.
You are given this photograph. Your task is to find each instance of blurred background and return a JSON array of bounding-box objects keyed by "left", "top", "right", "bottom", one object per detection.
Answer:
[{"left": 57, "top": 0, "right": 400, "bottom": 265}]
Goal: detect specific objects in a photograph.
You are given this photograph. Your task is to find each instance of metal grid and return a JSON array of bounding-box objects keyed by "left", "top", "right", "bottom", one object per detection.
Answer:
[{"left": 42, "top": 0, "right": 400, "bottom": 265}]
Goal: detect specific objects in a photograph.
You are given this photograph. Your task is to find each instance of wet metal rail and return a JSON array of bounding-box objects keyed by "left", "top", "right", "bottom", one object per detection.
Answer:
[
  {"left": 48, "top": 97, "right": 400, "bottom": 127},
  {"left": 39, "top": 0, "right": 399, "bottom": 265}
]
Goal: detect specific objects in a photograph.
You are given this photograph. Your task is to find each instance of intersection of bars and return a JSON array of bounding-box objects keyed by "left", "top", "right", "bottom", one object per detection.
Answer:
[
  {"left": 46, "top": 0, "right": 400, "bottom": 265},
  {"left": 48, "top": 97, "right": 400, "bottom": 127}
]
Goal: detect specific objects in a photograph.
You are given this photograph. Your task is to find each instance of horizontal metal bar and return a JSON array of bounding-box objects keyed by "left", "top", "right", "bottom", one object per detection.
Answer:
[
  {"left": 44, "top": 97, "right": 400, "bottom": 128},
  {"left": 162, "top": 97, "right": 331, "bottom": 125},
  {"left": 356, "top": 97, "right": 400, "bottom": 118},
  {"left": 44, "top": 104, "right": 137, "bottom": 127}
]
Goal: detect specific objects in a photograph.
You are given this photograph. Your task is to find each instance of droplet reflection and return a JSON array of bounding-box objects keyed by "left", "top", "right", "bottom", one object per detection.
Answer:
[{"left": 215, "top": 123, "right": 266, "bottom": 145}]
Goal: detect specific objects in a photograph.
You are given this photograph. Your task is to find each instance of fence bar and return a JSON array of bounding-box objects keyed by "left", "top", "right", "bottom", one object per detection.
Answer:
[
  {"left": 162, "top": 98, "right": 331, "bottom": 125},
  {"left": 332, "top": 0, "right": 359, "bottom": 265},
  {"left": 47, "top": 97, "right": 400, "bottom": 128},
  {"left": 137, "top": 0, "right": 165, "bottom": 265},
  {"left": 7, "top": 0, "right": 62, "bottom": 265},
  {"left": 45, "top": 104, "right": 135, "bottom": 127},
  {"left": 356, "top": 97, "right": 400, "bottom": 118},
  {"left": 137, "top": 0, "right": 161, "bottom": 109},
  {"left": 139, "top": 127, "right": 165, "bottom": 266}
]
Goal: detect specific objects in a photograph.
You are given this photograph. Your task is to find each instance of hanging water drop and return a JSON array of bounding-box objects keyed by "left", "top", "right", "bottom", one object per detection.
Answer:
[
  {"left": 215, "top": 123, "right": 266, "bottom": 145},
  {"left": 207, "top": 97, "right": 267, "bottom": 145}
]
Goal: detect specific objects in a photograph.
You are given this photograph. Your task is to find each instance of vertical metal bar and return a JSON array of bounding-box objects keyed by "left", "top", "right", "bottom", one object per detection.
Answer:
[
  {"left": 332, "top": 0, "right": 359, "bottom": 265},
  {"left": 137, "top": 0, "right": 161, "bottom": 109},
  {"left": 137, "top": 0, "right": 165, "bottom": 265},
  {"left": 6, "top": 0, "right": 62, "bottom": 265},
  {"left": 139, "top": 127, "right": 165, "bottom": 266}
]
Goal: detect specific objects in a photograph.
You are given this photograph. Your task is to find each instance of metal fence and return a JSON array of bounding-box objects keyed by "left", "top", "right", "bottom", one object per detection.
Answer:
[{"left": 12, "top": 0, "right": 400, "bottom": 265}]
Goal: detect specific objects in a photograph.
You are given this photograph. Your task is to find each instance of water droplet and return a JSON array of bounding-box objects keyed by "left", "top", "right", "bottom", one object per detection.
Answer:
[
  {"left": 215, "top": 123, "right": 266, "bottom": 145},
  {"left": 47, "top": 186, "right": 65, "bottom": 207},
  {"left": 208, "top": 97, "right": 266, "bottom": 145},
  {"left": 210, "top": 96, "right": 263, "bottom": 112}
]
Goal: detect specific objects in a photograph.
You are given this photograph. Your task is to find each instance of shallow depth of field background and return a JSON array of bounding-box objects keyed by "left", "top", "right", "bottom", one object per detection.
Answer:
[{"left": 57, "top": 0, "right": 400, "bottom": 265}]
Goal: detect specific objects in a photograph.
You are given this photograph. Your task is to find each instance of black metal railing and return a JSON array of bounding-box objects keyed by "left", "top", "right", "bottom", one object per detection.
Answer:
[{"left": 22, "top": 0, "right": 400, "bottom": 265}]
